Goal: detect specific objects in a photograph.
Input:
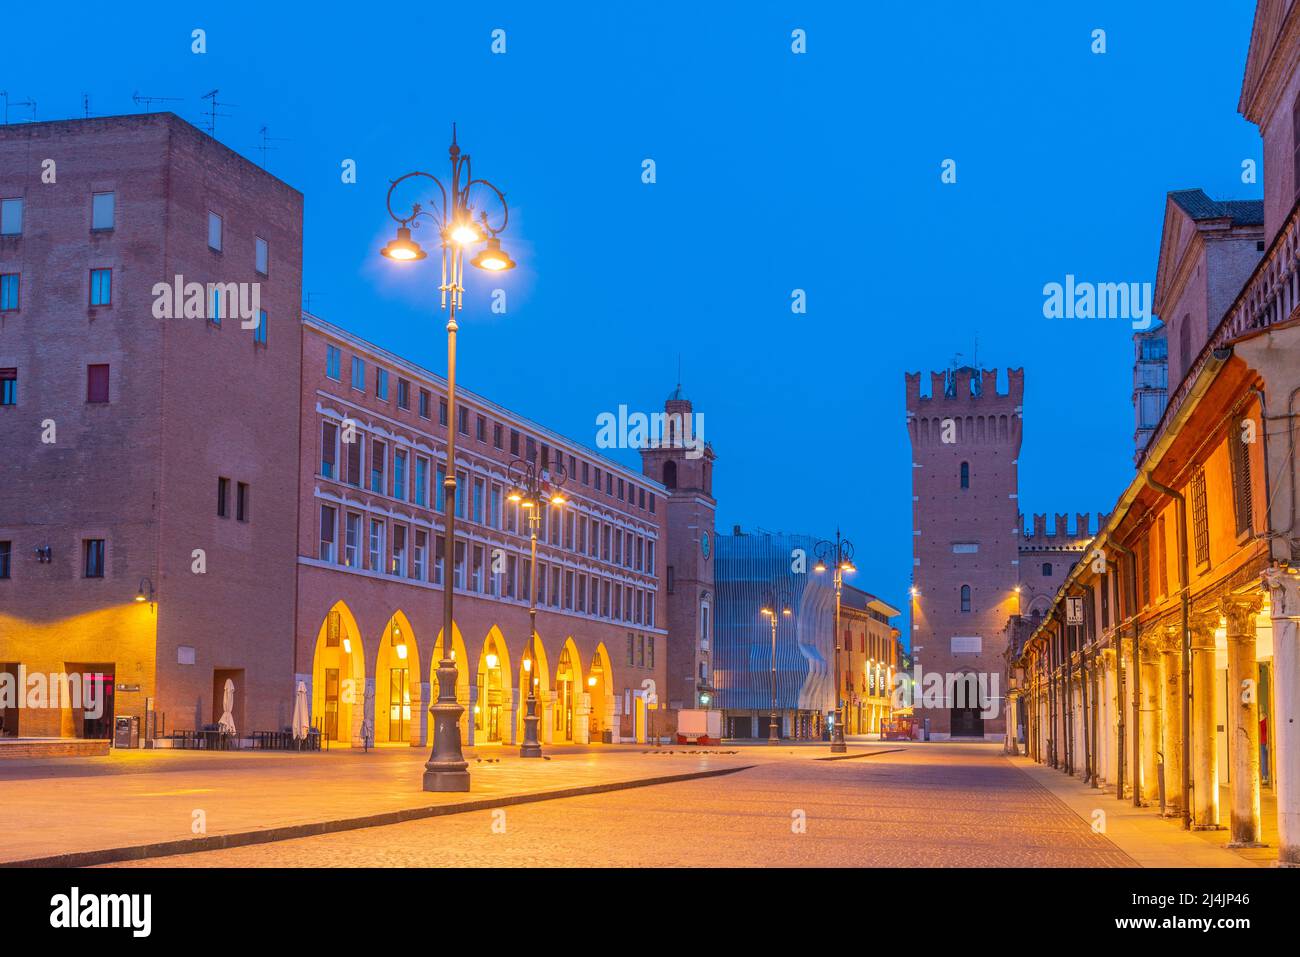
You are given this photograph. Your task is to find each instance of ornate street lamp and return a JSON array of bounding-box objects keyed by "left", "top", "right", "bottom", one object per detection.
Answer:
[
  {"left": 507, "top": 457, "right": 567, "bottom": 757},
  {"left": 381, "top": 125, "right": 516, "bottom": 793},
  {"left": 760, "top": 588, "right": 792, "bottom": 743},
  {"left": 814, "top": 529, "right": 856, "bottom": 753}
]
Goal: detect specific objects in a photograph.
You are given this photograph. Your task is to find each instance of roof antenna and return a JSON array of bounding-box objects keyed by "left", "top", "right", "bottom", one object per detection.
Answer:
[
  {"left": 200, "top": 89, "right": 237, "bottom": 138},
  {"left": 133, "top": 91, "right": 183, "bottom": 113},
  {"left": 0, "top": 93, "right": 36, "bottom": 124},
  {"left": 255, "top": 125, "right": 290, "bottom": 168}
]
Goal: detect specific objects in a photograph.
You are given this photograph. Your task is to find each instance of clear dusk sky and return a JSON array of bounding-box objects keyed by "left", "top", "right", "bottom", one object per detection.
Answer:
[{"left": 5, "top": 1, "right": 1262, "bottom": 636}]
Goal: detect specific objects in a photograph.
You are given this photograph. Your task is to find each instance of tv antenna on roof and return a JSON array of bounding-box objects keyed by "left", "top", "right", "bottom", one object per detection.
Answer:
[
  {"left": 133, "top": 91, "right": 183, "bottom": 113},
  {"left": 82, "top": 94, "right": 93, "bottom": 119},
  {"left": 255, "top": 125, "right": 290, "bottom": 168},
  {"left": 0, "top": 93, "right": 36, "bottom": 124},
  {"left": 200, "top": 89, "right": 237, "bottom": 138}
]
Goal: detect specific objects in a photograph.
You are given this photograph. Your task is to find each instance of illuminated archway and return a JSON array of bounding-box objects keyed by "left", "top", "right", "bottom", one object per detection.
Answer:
[
  {"left": 431, "top": 624, "right": 471, "bottom": 744},
  {"left": 587, "top": 643, "right": 613, "bottom": 740},
  {"left": 553, "top": 638, "right": 584, "bottom": 744},
  {"left": 516, "top": 630, "right": 551, "bottom": 743},
  {"left": 375, "top": 611, "right": 420, "bottom": 745},
  {"left": 474, "top": 627, "right": 512, "bottom": 744},
  {"left": 311, "top": 601, "right": 366, "bottom": 745}
]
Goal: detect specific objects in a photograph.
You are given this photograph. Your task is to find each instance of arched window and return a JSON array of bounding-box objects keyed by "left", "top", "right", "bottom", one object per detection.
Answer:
[
  {"left": 960, "top": 584, "right": 971, "bottom": 613},
  {"left": 663, "top": 460, "right": 677, "bottom": 489},
  {"left": 960, "top": 461, "right": 970, "bottom": 489},
  {"left": 1042, "top": 562, "right": 1053, "bottom": 577}
]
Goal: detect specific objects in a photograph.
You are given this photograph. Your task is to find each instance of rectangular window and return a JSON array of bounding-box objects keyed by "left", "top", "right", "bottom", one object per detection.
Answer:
[
  {"left": 351, "top": 356, "right": 365, "bottom": 391},
  {"left": 89, "top": 268, "right": 112, "bottom": 306},
  {"left": 208, "top": 211, "right": 223, "bottom": 251},
  {"left": 1191, "top": 466, "right": 1210, "bottom": 567},
  {"left": 83, "top": 539, "right": 105, "bottom": 578},
  {"left": 0, "top": 540, "right": 10, "bottom": 579},
  {"left": 627, "top": 633, "right": 635, "bottom": 666},
  {"left": 326, "top": 345, "right": 342, "bottom": 380},
  {"left": 413, "top": 529, "right": 428, "bottom": 580},
  {"left": 319, "top": 507, "right": 336, "bottom": 562},
  {"left": 419, "top": 388, "right": 431, "bottom": 419},
  {"left": 564, "top": 570, "right": 575, "bottom": 610},
  {"left": 1138, "top": 536, "right": 1151, "bottom": 608},
  {"left": 551, "top": 567, "right": 561, "bottom": 607},
  {"left": 476, "top": 414, "right": 486, "bottom": 442},
  {"left": 637, "top": 634, "right": 645, "bottom": 667},
  {"left": 368, "top": 518, "right": 384, "bottom": 571},
  {"left": 344, "top": 513, "right": 361, "bottom": 568},
  {"left": 0, "top": 198, "right": 22, "bottom": 235},
  {"left": 254, "top": 309, "right": 268, "bottom": 345},
  {"left": 457, "top": 406, "right": 469, "bottom": 435},
  {"left": 472, "top": 545, "right": 484, "bottom": 592},
  {"left": 576, "top": 575, "right": 586, "bottom": 613},
  {"left": 393, "top": 450, "right": 407, "bottom": 501},
  {"left": 92, "top": 191, "right": 115, "bottom": 231},
  {"left": 217, "top": 477, "right": 230, "bottom": 517},
  {"left": 435, "top": 465, "right": 446, "bottom": 513},
  {"left": 510, "top": 429, "right": 521, "bottom": 455},
  {"left": 86, "top": 364, "right": 110, "bottom": 403},
  {"left": 375, "top": 368, "right": 389, "bottom": 400},
  {"left": 255, "top": 236, "right": 268, "bottom": 275},
  {"left": 647, "top": 540, "right": 655, "bottom": 574},
  {"left": 1, "top": 368, "right": 18, "bottom": 406},
  {"left": 1229, "top": 416, "right": 1254, "bottom": 537},
  {"left": 648, "top": 636, "right": 655, "bottom": 667},
  {"left": 397, "top": 378, "right": 411, "bottom": 410},
  {"left": 439, "top": 398, "right": 448, "bottom": 426},
  {"left": 506, "top": 555, "right": 517, "bottom": 598},
  {"left": 414, "top": 456, "right": 429, "bottom": 507},
  {"left": 321, "top": 421, "right": 337, "bottom": 478},
  {"left": 493, "top": 423, "right": 503, "bottom": 449},
  {"left": 370, "top": 439, "right": 386, "bottom": 494},
  {"left": 434, "top": 535, "right": 445, "bottom": 585},
  {"left": 455, "top": 542, "right": 466, "bottom": 589},
  {"left": 455, "top": 470, "right": 467, "bottom": 519},
  {"left": 391, "top": 524, "right": 407, "bottom": 577},
  {"left": 490, "top": 483, "right": 502, "bottom": 528},
  {"left": 236, "top": 481, "right": 249, "bottom": 522},
  {"left": 1156, "top": 515, "right": 1168, "bottom": 599},
  {"left": 0, "top": 274, "right": 18, "bottom": 311}
]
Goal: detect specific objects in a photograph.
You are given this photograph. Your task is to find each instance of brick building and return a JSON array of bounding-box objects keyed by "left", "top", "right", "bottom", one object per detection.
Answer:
[
  {"left": 0, "top": 113, "right": 678, "bottom": 747},
  {"left": 1013, "top": 0, "right": 1300, "bottom": 867},
  {"left": 905, "top": 366, "right": 1101, "bottom": 739},
  {"left": 0, "top": 113, "right": 303, "bottom": 738}
]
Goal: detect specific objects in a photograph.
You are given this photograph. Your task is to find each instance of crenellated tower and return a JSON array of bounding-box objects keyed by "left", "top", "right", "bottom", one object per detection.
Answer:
[{"left": 904, "top": 366, "right": 1023, "bottom": 738}]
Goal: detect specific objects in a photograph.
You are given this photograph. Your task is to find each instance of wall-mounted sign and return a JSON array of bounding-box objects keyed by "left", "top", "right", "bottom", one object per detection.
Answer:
[{"left": 1066, "top": 596, "right": 1084, "bottom": 626}]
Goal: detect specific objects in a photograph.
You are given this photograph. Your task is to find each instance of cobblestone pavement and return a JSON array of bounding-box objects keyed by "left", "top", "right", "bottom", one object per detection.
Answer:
[{"left": 109, "top": 743, "right": 1137, "bottom": 867}]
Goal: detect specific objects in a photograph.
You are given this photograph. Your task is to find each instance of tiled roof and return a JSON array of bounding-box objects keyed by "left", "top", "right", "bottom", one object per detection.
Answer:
[{"left": 1168, "top": 188, "right": 1263, "bottom": 226}]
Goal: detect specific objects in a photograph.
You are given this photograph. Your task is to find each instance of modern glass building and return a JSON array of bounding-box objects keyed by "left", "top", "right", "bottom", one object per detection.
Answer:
[{"left": 714, "top": 529, "right": 899, "bottom": 739}]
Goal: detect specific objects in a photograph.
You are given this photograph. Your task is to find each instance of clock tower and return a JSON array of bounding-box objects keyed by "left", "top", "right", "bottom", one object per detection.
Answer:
[{"left": 641, "top": 384, "right": 717, "bottom": 717}]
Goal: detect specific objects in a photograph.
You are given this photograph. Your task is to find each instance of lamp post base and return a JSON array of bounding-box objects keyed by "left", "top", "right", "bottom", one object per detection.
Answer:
[
  {"left": 423, "top": 766, "right": 471, "bottom": 792},
  {"left": 768, "top": 714, "right": 779, "bottom": 743},
  {"left": 423, "top": 659, "right": 469, "bottom": 792},
  {"left": 520, "top": 703, "right": 542, "bottom": 758}
]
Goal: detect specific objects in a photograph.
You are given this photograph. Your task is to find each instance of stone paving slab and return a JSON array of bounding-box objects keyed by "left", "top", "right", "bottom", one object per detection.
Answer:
[
  {"left": 1006, "top": 755, "right": 1261, "bottom": 868},
  {"left": 0, "top": 745, "right": 758, "bottom": 867}
]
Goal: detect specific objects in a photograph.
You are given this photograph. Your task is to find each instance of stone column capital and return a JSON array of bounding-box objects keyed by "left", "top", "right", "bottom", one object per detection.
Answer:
[
  {"left": 1221, "top": 591, "right": 1264, "bottom": 637},
  {"left": 1188, "top": 607, "right": 1221, "bottom": 649},
  {"left": 1158, "top": 623, "right": 1182, "bottom": 654},
  {"left": 1262, "top": 565, "right": 1300, "bottom": 619}
]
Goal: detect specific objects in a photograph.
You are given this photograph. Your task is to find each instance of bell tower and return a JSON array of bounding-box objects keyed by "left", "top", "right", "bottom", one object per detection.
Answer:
[{"left": 642, "top": 384, "right": 717, "bottom": 717}]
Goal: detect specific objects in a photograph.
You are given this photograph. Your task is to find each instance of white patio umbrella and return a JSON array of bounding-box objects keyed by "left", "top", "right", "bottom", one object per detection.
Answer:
[
  {"left": 292, "top": 681, "right": 310, "bottom": 741},
  {"left": 217, "top": 678, "right": 237, "bottom": 735}
]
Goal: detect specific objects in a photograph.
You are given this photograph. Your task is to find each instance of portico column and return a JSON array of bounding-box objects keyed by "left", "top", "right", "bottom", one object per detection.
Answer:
[
  {"left": 1189, "top": 610, "right": 1220, "bottom": 829},
  {"left": 1158, "top": 626, "right": 1184, "bottom": 819},
  {"left": 1139, "top": 638, "right": 1160, "bottom": 805},
  {"left": 1221, "top": 593, "right": 1264, "bottom": 846},
  {"left": 1263, "top": 568, "right": 1300, "bottom": 866}
]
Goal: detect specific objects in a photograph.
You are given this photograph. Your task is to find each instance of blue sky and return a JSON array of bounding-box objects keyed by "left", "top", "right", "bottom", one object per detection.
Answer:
[{"left": 7, "top": 1, "right": 1262, "bottom": 632}]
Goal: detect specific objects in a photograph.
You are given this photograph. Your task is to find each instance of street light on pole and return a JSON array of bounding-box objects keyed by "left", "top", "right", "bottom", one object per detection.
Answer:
[
  {"left": 760, "top": 588, "right": 793, "bottom": 744},
  {"left": 814, "top": 529, "right": 856, "bottom": 753},
  {"left": 507, "top": 457, "right": 567, "bottom": 757},
  {"left": 381, "top": 125, "right": 516, "bottom": 792}
]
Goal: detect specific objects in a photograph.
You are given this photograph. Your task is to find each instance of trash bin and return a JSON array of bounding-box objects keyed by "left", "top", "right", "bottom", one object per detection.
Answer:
[
  {"left": 601, "top": 730, "right": 612, "bottom": 744},
  {"left": 113, "top": 715, "right": 139, "bottom": 749}
]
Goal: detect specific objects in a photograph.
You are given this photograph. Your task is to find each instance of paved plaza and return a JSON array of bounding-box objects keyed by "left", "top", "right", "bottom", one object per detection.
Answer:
[{"left": 0, "top": 742, "right": 1234, "bottom": 868}]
